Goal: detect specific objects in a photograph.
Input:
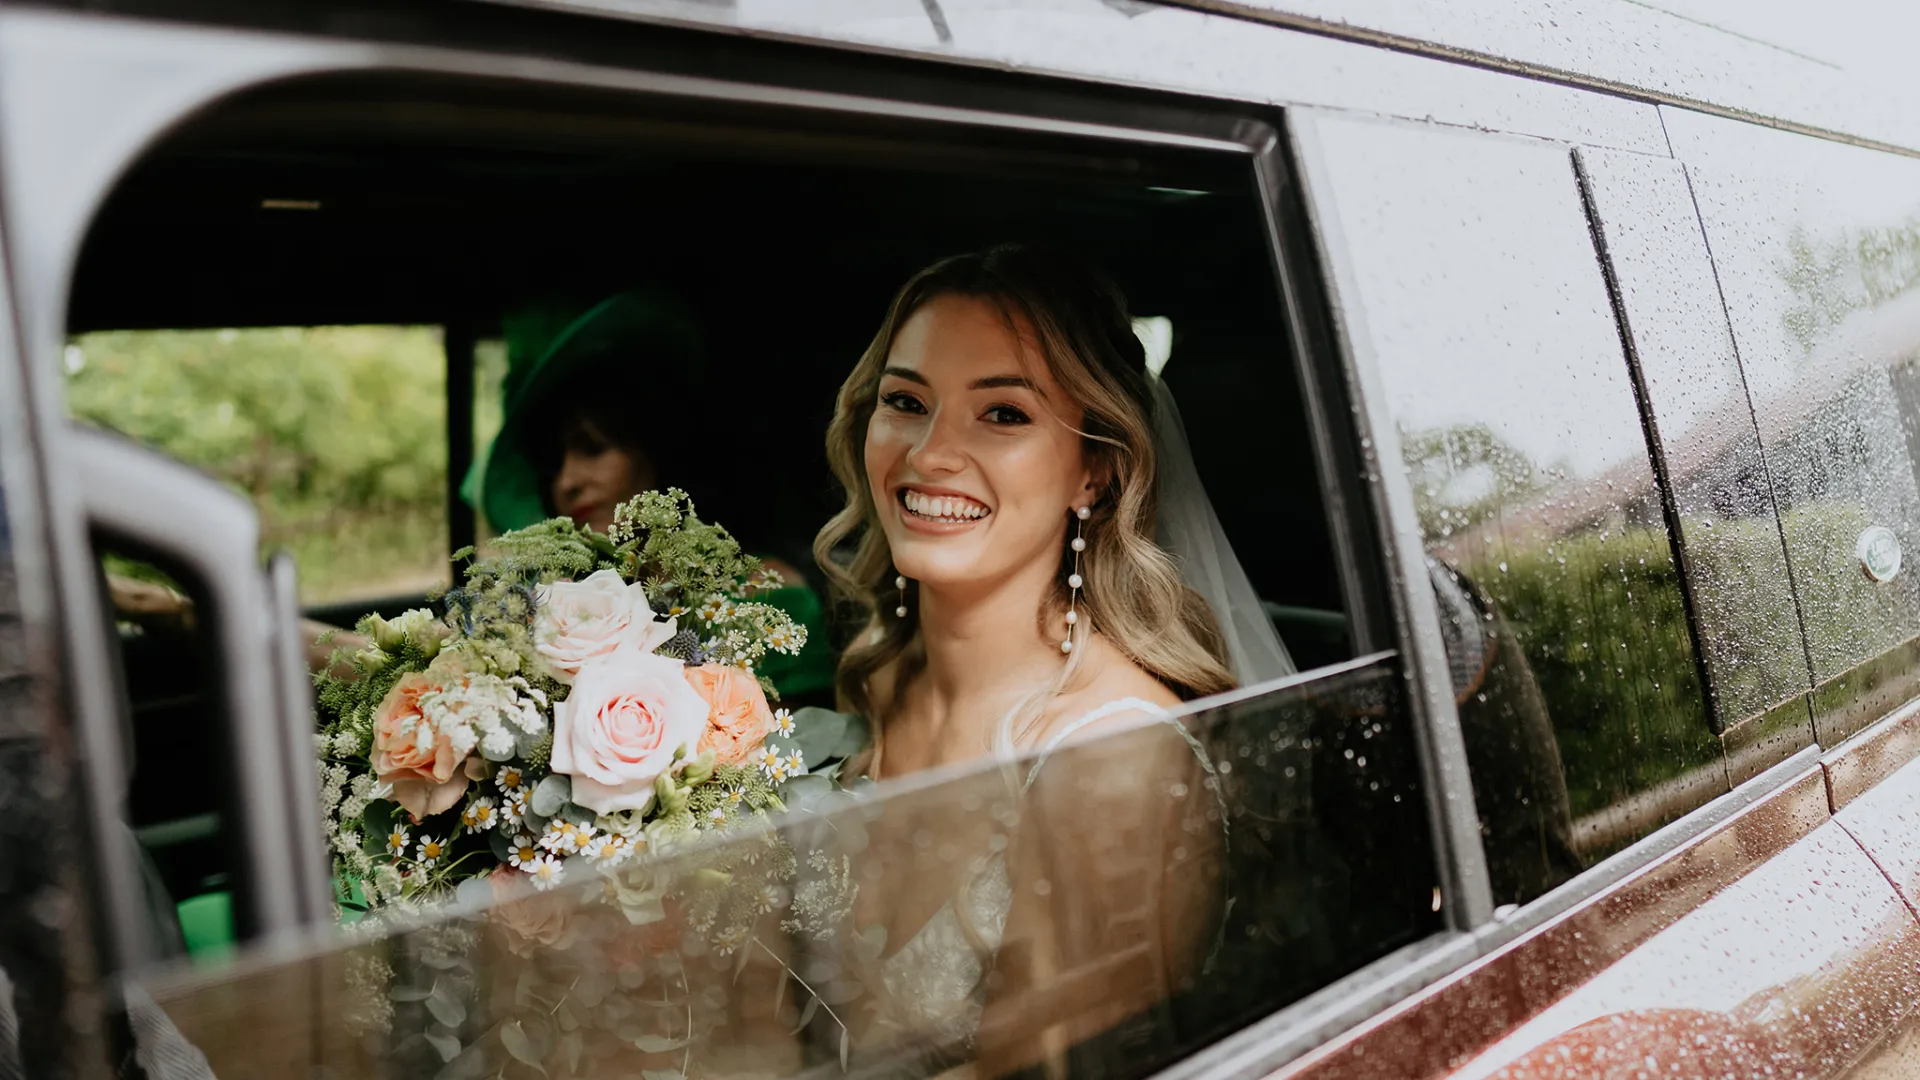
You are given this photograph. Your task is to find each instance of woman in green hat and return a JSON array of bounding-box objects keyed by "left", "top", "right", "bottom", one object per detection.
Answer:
[{"left": 466, "top": 290, "right": 836, "bottom": 704}]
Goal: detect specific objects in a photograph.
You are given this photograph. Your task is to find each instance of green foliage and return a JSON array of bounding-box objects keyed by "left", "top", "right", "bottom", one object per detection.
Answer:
[
  {"left": 65, "top": 326, "right": 449, "bottom": 602},
  {"left": 1456, "top": 525, "right": 1718, "bottom": 822}
]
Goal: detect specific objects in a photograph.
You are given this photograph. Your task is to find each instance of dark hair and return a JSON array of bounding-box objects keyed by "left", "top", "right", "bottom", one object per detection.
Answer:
[{"left": 524, "top": 355, "right": 701, "bottom": 517}]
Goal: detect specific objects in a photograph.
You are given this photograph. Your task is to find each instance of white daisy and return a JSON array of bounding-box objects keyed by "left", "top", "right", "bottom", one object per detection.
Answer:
[
  {"left": 706, "top": 806, "right": 728, "bottom": 826},
  {"left": 414, "top": 835, "right": 446, "bottom": 868},
  {"left": 460, "top": 796, "right": 497, "bottom": 834},
  {"left": 724, "top": 787, "right": 746, "bottom": 808},
  {"left": 757, "top": 884, "right": 782, "bottom": 913},
  {"left": 385, "top": 825, "right": 410, "bottom": 858},
  {"left": 578, "top": 833, "right": 612, "bottom": 861},
  {"left": 699, "top": 596, "right": 733, "bottom": 622},
  {"left": 539, "top": 820, "right": 584, "bottom": 855},
  {"left": 506, "top": 834, "right": 542, "bottom": 870},
  {"left": 495, "top": 765, "right": 525, "bottom": 793},
  {"left": 784, "top": 750, "right": 806, "bottom": 776},
  {"left": 498, "top": 789, "right": 528, "bottom": 828},
  {"left": 772, "top": 709, "right": 796, "bottom": 737},
  {"left": 754, "top": 746, "right": 782, "bottom": 777},
  {"left": 714, "top": 925, "right": 749, "bottom": 955},
  {"left": 527, "top": 855, "right": 564, "bottom": 891},
  {"left": 597, "top": 836, "right": 631, "bottom": 865}
]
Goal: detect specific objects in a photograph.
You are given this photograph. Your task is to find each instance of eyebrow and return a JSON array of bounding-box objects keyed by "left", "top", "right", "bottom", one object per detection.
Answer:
[{"left": 881, "top": 366, "right": 1039, "bottom": 392}]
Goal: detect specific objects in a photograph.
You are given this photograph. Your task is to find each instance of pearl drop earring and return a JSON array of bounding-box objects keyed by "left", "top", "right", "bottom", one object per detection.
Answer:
[
  {"left": 895, "top": 574, "right": 908, "bottom": 618},
  {"left": 1063, "top": 505, "right": 1089, "bottom": 654}
]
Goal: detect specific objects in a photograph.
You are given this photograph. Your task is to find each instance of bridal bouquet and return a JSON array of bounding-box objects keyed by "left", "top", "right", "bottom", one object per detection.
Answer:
[{"left": 313, "top": 491, "right": 872, "bottom": 1076}]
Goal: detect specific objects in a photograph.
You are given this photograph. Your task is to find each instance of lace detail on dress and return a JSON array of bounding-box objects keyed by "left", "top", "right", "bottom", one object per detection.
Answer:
[{"left": 873, "top": 697, "right": 1172, "bottom": 1050}]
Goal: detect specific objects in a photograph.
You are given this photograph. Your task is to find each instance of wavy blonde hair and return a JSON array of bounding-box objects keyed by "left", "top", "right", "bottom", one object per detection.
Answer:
[{"left": 813, "top": 245, "right": 1236, "bottom": 764}]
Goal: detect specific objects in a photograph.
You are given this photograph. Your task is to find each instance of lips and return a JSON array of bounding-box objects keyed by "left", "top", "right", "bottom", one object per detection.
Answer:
[{"left": 899, "top": 487, "right": 990, "bottom": 524}]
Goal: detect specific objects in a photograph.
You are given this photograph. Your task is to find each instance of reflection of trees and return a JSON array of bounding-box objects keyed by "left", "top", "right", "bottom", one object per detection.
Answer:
[
  {"left": 1781, "top": 220, "right": 1920, "bottom": 354},
  {"left": 1402, "top": 423, "right": 1541, "bottom": 538}
]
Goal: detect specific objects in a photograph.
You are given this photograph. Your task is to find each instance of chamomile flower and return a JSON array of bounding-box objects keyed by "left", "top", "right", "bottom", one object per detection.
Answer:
[
  {"left": 596, "top": 836, "right": 632, "bottom": 865},
  {"left": 498, "top": 789, "right": 528, "bottom": 828},
  {"left": 769, "top": 759, "right": 791, "bottom": 783},
  {"left": 578, "top": 833, "right": 612, "bottom": 861},
  {"left": 414, "top": 835, "right": 447, "bottom": 868},
  {"left": 495, "top": 765, "right": 525, "bottom": 793},
  {"left": 784, "top": 750, "right": 806, "bottom": 776},
  {"left": 539, "top": 819, "right": 585, "bottom": 855},
  {"left": 507, "top": 834, "right": 542, "bottom": 870},
  {"left": 757, "top": 884, "right": 783, "bottom": 913},
  {"left": 461, "top": 796, "right": 498, "bottom": 834},
  {"left": 385, "top": 825, "right": 410, "bottom": 858},
  {"left": 714, "top": 924, "right": 750, "bottom": 955},
  {"left": 724, "top": 786, "right": 746, "bottom": 809},
  {"left": 706, "top": 806, "right": 729, "bottom": 827},
  {"left": 765, "top": 625, "right": 797, "bottom": 653},
  {"left": 699, "top": 596, "right": 733, "bottom": 622},
  {"left": 773, "top": 709, "right": 796, "bottom": 737},
  {"left": 754, "top": 746, "right": 783, "bottom": 777},
  {"left": 527, "top": 855, "right": 564, "bottom": 890}
]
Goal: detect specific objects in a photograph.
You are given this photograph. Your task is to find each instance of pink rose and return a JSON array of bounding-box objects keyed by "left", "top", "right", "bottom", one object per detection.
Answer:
[
  {"left": 489, "top": 872, "right": 573, "bottom": 956},
  {"left": 372, "top": 672, "right": 469, "bottom": 820},
  {"left": 551, "top": 652, "right": 709, "bottom": 814},
  {"left": 535, "top": 569, "right": 677, "bottom": 683},
  {"left": 686, "top": 663, "right": 776, "bottom": 767}
]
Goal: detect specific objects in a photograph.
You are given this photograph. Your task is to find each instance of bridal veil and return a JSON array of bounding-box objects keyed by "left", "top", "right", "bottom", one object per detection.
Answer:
[{"left": 1148, "top": 373, "right": 1297, "bottom": 687}]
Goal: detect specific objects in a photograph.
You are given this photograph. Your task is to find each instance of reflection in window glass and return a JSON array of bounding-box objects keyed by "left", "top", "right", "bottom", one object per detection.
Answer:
[
  {"left": 1304, "top": 116, "right": 1718, "bottom": 893},
  {"left": 1663, "top": 110, "right": 1920, "bottom": 744},
  {"left": 1576, "top": 148, "right": 1815, "bottom": 777},
  {"left": 64, "top": 327, "right": 448, "bottom": 604},
  {"left": 134, "top": 658, "right": 1434, "bottom": 1078}
]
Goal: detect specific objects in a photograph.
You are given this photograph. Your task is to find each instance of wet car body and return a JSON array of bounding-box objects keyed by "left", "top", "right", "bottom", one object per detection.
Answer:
[{"left": 2, "top": 2, "right": 1920, "bottom": 1079}]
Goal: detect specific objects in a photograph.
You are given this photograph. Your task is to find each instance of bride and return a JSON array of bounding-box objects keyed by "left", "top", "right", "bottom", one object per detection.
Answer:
[{"left": 811, "top": 244, "right": 1294, "bottom": 1074}]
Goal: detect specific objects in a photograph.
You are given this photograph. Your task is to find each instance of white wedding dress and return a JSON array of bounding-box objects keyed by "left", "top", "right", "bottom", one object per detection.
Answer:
[{"left": 871, "top": 697, "right": 1174, "bottom": 1054}]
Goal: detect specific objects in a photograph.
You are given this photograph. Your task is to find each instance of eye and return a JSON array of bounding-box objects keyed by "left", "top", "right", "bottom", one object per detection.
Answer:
[
  {"left": 880, "top": 390, "right": 927, "bottom": 415},
  {"left": 983, "top": 404, "right": 1031, "bottom": 425}
]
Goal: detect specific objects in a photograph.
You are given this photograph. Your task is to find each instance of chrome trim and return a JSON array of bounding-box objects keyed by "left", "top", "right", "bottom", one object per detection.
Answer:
[
  {"left": 1284, "top": 106, "right": 1495, "bottom": 930},
  {"left": 266, "top": 550, "right": 330, "bottom": 923},
  {"left": 70, "top": 426, "right": 312, "bottom": 941}
]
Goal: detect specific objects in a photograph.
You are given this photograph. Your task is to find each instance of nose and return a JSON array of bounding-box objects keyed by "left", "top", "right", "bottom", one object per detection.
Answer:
[
  {"left": 552, "top": 449, "right": 588, "bottom": 507},
  {"left": 903, "top": 404, "right": 967, "bottom": 476}
]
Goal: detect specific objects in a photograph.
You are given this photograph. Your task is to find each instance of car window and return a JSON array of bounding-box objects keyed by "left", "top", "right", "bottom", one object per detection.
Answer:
[
  {"left": 64, "top": 326, "right": 452, "bottom": 610},
  {"left": 1661, "top": 109, "right": 1920, "bottom": 747},
  {"left": 1575, "top": 147, "right": 1816, "bottom": 777},
  {"left": 1297, "top": 114, "right": 1719, "bottom": 902},
  {"left": 61, "top": 65, "right": 1445, "bottom": 1078}
]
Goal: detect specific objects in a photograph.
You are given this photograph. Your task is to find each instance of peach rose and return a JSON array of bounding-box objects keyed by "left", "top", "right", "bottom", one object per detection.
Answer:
[
  {"left": 372, "top": 672, "right": 469, "bottom": 820},
  {"left": 535, "top": 569, "right": 677, "bottom": 683},
  {"left": 551, "top": 652, "right": 709, "bottom": 815},
  {"left": 687, "top": 663, "right": 776, "bottom": 766},
  {"left": 488, "top": 872, "right": 573, "bottom": 956}
]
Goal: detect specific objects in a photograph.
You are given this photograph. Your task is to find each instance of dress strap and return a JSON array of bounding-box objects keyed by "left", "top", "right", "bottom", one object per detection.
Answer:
[{"left": 1024, "top": 697, "right": 1167, "bottom": 790}]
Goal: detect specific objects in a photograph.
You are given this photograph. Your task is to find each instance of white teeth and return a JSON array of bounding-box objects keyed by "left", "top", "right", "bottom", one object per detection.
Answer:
[{"left": 902, "top": 490, "right": 988, "bottom": 521}]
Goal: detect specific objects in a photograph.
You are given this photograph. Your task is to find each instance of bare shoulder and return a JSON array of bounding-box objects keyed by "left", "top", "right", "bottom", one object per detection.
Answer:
[{"left": 1032, "top": 635, "right": 1182, "bottom": 749}]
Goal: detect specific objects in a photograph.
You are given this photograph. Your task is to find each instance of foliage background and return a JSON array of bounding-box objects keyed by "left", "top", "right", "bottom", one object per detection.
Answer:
[{"left": 65, "top": 326, "right": 457, "bottom": 603}]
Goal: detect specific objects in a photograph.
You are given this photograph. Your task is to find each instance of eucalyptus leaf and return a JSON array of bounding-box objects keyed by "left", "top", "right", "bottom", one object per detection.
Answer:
[
  {"left": 562, "top": 1031, "right": 583, "bottom": 1074},
  {"left": 841, "top": 1028, "right": 851, "bottom": 1071},
  {"left": 530, "top": 775, "right": 571, "bottom": 817},
  {"left": 631, "top": 1035, "right": 688, "bottom": 1053},
  {"left": 790, "top": 994, "right": 820, "bottom": 1035},
  {"left": 516, "top": 726, "right": 546, "bottom": 758},
  {"left": 778, "top": 773, "right": 832, "bottom": 812},
  {"left": 454, "top": 876, "right": 492, "bottom": 908},
  {"left": 785, "top": 706, "right": 848, "bottom": 764},
  {"left": 641, "top": 1071, "right": 684, "bottom": 1080},
  {"left": 424, "top": 1032, "right": 462, "bottom": 1063},
  {"left": 430, "top": 1042, "right": 491, "bottom": 1080},
  {"left": 500, "top": 1021, "right": 542, "bottom": 1069},
  {"left": 832, "top": 711, "right": 872, "bottom": 760},
  {"left": 361, "top": 799, "right": 395, "bottom": 839},
  {"left": 425, "top": 988, "right": 466, "bottom": 1028},
  {"left": 489, "top": 828, "right": 516, "bottom": 861},
  {"left": 388, "top": 983, "right": 434, "bottom": 1003},
  {"left": 819, "top": 980, "right": 864, "bottom": 1005},
  {"left": 557, "top": 801, "right": 596, "bottom": 827}
]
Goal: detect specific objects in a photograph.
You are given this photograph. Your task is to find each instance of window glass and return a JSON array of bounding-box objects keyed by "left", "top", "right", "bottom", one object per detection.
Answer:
[
  {"left": 1662, "top": 109, "right": 1920, "bottom": 745},
  {"left": 64, "top": 326, "right": 449, "bottom": 606},
  {"left": 1300, "top": 114, "right": 1719, "bottom": 895},
  {"left": 1575, "top": 148, "right": 1815, "bottom": 778},
  {"left": 134, "top": 656, "right": 1433, "bottom": 1078}
]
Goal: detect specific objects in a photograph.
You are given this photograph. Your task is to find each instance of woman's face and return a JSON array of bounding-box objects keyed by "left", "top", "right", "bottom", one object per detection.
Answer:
[
  {"left": 551, "top": 416, "right": 653, "bottom": 534},
  {"left": 865, "top": 293, "right": 1096, "bottom": 595}
]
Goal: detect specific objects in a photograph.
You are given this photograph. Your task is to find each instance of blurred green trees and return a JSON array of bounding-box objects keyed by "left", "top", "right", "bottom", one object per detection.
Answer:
[{"left": 65, "top": 326, "right": 449, "bottom": 603}]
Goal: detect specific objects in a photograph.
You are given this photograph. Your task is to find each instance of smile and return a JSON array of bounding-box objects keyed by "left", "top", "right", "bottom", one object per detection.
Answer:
[{"left": 900, "top": 488, "right": 991, "bottom": 524}]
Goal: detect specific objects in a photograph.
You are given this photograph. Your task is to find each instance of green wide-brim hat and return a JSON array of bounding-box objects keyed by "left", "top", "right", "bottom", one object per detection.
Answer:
[{"left": 464, "top": 290, "right": 703, "bottom": 533}]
